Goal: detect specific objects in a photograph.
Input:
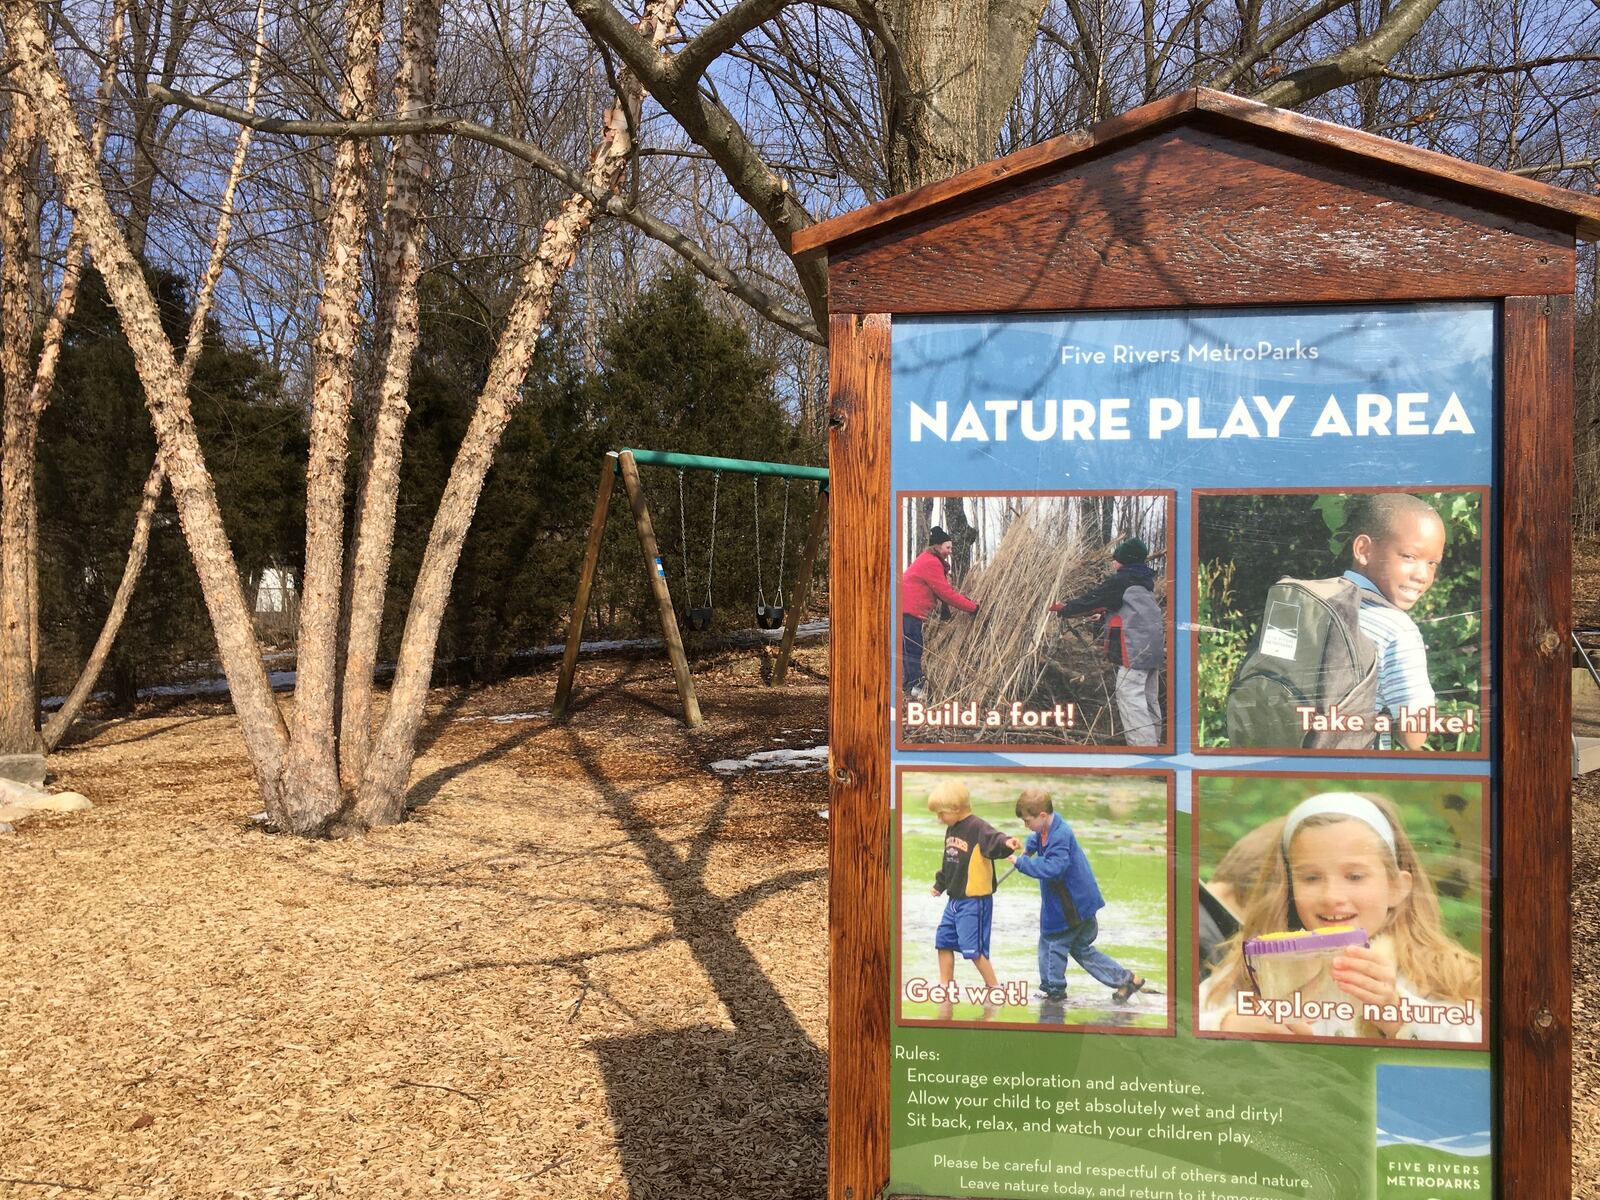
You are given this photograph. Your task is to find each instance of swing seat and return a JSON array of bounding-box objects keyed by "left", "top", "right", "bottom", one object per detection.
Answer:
[
  {"left": 755, "top": 604, "right": 786, "bottom": 630},
  {"left": 687, "top": 605, "right": 715, "bottom": 632}
]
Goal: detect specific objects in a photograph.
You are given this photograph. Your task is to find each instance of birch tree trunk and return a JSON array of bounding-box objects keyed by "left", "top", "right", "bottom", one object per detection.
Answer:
[
  {"left": 352, "top": 0, "right": 684, "bottom": 826},
  {"left": 284, "top": 0, "right": 384, "bottom": 829},
  {"left": 0, "top": 93, "right": 43, "bottom": 758},
  {"left": 43, "top": 459, "right": 164, "bottom": 748},
  {"left": 337, "top": 0, "right": 441, "bottom": 791},
  {"left": 44, "top": 0, "right": 253, "bottom": 753},
  {"left": 0, "top": 0, "right": 291, "bottom": 810}
]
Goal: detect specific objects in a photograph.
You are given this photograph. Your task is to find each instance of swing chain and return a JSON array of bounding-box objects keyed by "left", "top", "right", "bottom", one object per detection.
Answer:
[
  {"left": 774, "top": 478, "right": 791, "bottom": 607},
  {"left": 705, "top": 472, "right": 719, "bottom": 608},
  {"left": 677, "top": 470, "right": 691, "bottom": 606},
  {"left": 753, "top": 476, "right": 765, "bottom": 607}
]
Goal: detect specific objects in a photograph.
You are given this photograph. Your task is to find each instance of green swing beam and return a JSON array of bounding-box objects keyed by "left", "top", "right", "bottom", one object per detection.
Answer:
[
  {"left": 612, "top": 448, "right": 829, "bottom": 486},
  {"left": 554, "top": 449, "right": 830, "bottom": 726}
]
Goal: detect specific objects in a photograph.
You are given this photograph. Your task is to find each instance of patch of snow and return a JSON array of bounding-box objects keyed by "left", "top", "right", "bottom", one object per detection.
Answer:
[
  {"left": 726, "top": 618, "right": 830, "bottom": 646},
  {"left": 41, "top": 667, "right": 298, "bottom": 711},
  {"left": 526, "top": 636, "right": 662, "bottom": 657},
  {"left": 457, "top": 710, "right": 551, "bottom": 724},
  {"left": 520, "top": 619, "right": 828, "bottom": 659},
  {"left": 709, "top": 745, "right": 828, "bottom": 774},
  {"left": 141, "top": 669, "right": 299, "bottom": 699}
]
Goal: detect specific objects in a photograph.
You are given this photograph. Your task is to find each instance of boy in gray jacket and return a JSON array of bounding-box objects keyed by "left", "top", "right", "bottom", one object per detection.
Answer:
[{"left": 1053, "top": 538, "right": 1165, "bottom": 746}]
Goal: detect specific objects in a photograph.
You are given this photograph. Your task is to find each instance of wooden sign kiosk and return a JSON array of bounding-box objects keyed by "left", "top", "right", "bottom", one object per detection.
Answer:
[{"left": 795, "top": 89, "right": 1599, "bottom": 1200}]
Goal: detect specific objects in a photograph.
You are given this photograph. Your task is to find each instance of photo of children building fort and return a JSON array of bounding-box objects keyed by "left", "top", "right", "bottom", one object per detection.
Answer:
[
  {"left": 1194, "top": 773, "right": 1486, "bottom": 1048},
  {"left": 897, "top": 492, "right": 1173, "bottom": 750},
  {"left": 898, "top": 769, "right": 1172, "bottom": 1032},
  {"left": 1194, "top": 488, "right": 1486, "bottom": 754}
]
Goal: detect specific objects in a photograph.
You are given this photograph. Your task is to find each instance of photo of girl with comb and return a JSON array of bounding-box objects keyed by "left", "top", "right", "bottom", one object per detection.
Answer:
[{"left": 1196, "top": 780, "right": 1485, "bottom": 1045}]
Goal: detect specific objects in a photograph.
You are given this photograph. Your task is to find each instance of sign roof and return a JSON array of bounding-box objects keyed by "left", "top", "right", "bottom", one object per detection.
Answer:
[{"left": 790, "top": 88, "right": 1600, "bottom": 256}]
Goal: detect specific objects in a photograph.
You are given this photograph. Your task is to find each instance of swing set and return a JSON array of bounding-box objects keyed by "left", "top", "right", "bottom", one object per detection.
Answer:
[{"left": 552, "top": 449, "right": 829, "bottom": 727}]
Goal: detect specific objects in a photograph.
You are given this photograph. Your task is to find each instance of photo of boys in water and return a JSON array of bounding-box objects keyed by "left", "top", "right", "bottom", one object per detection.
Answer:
[
  {"left": 897, "top": 492, "right": 1173, "bottom": 751},
  {"left": 1194, "top": 488, "right": 1486, "bottom": 755},
  {"left": 898, "top": 768, "right": 1173, "bottom": 1033},
  {"left": 1194, "top": 773, "right": 1486, "bottom": 1048}
]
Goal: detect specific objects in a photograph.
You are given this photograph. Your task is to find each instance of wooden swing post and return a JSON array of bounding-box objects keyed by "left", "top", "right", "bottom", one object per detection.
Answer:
[
  {"left": 617, "top": 450, "right": 703, "bottom": 727},
  {"left": 553, "top": 452, "right": 619, "bottom": 720},
  {"left": 772, "top": 486, "right": 828, "bottom": 686},
  {"left": 557, "top": 447, "right": 827, "bottom": 723}
]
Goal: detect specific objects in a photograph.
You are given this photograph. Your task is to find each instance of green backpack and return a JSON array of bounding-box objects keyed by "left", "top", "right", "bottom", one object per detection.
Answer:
[{"left": 1224, "top": 577, "right": 1391, "bottom": 750}]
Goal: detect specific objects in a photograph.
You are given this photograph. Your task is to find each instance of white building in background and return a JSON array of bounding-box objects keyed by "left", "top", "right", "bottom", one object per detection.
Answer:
[{"left": 254, "top": 568, "right": 297, "bottom": 614}]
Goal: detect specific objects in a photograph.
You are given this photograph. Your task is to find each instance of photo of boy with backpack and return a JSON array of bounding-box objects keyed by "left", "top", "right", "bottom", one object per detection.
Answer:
[{"left": 1197, "top": 489, "right": 1484, "bottom": 754}]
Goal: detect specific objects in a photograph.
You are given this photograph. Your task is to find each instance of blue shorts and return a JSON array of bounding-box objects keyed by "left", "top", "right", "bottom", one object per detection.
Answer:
[{"left": 934, "top": 896, "right": 993, "bottom": 961}]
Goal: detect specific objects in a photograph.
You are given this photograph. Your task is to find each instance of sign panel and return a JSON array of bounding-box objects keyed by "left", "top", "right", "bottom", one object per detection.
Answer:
[{"left": 888, "top": 303, "right": 1494, "bottom": 1200}]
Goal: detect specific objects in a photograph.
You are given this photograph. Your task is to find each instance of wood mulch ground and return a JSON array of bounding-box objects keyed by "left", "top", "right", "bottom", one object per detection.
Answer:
[
  {"left": 1574, "top": 769, "right": 1598, "bottom": 1188},
  {"left": 1, "top": 645, "right": 830, "bottom": 1200},
  {"left": 3, "top": 625, "right": 1596, "bottom": 1197}
]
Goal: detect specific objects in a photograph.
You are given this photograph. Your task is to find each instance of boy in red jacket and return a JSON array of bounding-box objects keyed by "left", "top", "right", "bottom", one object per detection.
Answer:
[{"left": 900, "top": 526, "right": 978, "bottom": 699}]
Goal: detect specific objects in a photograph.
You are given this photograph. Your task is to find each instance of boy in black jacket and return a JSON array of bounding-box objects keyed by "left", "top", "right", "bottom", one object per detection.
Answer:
[{"left": 928, "top": 779, "right": 1016, "bottom": 999}]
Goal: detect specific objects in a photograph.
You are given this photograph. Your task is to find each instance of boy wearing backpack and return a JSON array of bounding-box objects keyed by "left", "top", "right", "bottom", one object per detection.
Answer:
[
  {"left": 1224, "top": 493, "right": 1445, "bottom": 751},
  {"left": 1343, "top": 493, "right": 1446, "bottom": 749},
  {"left": 1052, "top": 538, "right": 1165, "bottom": 746}
]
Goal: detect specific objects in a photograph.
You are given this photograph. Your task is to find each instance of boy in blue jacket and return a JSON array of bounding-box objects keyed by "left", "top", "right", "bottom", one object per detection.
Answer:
[{"left": 1009, "top": 787, "right": 1146, "bottom": 1004}]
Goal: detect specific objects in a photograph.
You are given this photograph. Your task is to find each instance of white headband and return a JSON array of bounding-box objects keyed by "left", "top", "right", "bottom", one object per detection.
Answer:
[{"left": 1281, "top": 792, "right": 1397, "bottom": 860}]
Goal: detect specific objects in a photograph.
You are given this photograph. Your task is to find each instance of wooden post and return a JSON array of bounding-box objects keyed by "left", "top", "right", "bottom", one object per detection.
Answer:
[
  {"left": 1498, "top": 294, "right": 1573, "bottom": 1197},
  {"left": 617, "top": 449, "right": 703, "bottom": 727},
  {"left": 772, "top": 486, "right": 828, "bottom": 687},
  {"left": 827, "top": 313, "right": 890, "bottom": 1200},
  {"left": 553, "top": 452, "right": 618, "bottom": 721}
]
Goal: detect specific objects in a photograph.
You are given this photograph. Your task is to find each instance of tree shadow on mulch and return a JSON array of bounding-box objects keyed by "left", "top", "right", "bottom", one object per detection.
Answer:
[
  {"left": 563, "top": 731, "right": 827, "bottom": 1200},
  {"left": 592, "top": 1027, "right": 825, "bottom": 1199}
]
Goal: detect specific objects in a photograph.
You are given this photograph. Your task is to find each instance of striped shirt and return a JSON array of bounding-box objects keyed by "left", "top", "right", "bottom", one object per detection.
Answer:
[{"left": 1345, "top": 570, "right": 1435, "bottom": 745}]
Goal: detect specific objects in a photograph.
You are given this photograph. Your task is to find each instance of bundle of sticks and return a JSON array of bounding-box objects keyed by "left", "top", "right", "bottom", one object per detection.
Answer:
[{"left": 922, "top": 503, "right": 1104, "bottom": 731}]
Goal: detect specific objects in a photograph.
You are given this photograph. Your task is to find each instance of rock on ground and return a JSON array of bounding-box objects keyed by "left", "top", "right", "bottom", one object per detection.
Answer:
[
  {"left": 0, "top": 780, "right": 92, "bottom": 825},
  {"left": 0, "top": 752, "right": 47, "bottom": 789}
]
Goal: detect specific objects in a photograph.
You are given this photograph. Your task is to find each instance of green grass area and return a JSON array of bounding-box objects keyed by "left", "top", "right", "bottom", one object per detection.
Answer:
[{"left": 899, "top": 771, "right": 1169, "bottom": 1029}]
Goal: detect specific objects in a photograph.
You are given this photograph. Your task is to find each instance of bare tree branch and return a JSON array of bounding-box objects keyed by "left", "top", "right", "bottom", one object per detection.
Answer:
[
  {"left": 1382, "top": 54, "right": 1600, "bottom": 85},
  {"left": 149, "top": 84, "right": 824, "bottom": 342},
  {"left": 287, "top": 0, "right": 387, "bottom": 828},
  {"left": 1250, "top": 0, "right": 1447, "bottom": 109},
  {"left": 639, "top": 144, "right": 839, "bottom": 177},
  {"left": 1512, "top": 158, "right": 1600, "bottom": 177},
  {"left": 566, "top": 0, "right": 828, "bottom": 332},
  {"left": 1206, "top": 0, "right": 1356, "bottom": 93},
  {"left": 338, "top": 0, "right": 445, "bottom": 790},
  {"left": 672, "top": 0, "right": 795, "bottom": 85}
]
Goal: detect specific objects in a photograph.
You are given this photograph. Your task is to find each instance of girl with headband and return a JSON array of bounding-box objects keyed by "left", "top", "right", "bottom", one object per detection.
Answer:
[{"left": 1199, "top": 791, "right": 1482, "bottom": 1041}]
